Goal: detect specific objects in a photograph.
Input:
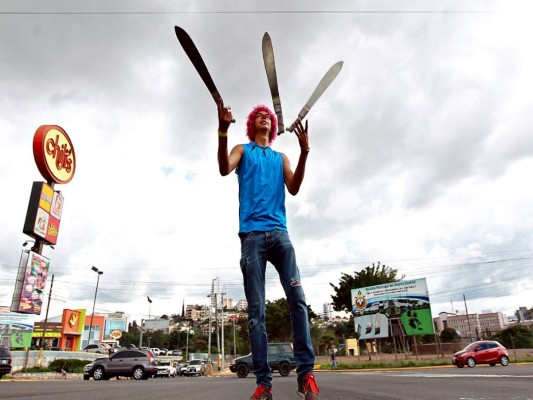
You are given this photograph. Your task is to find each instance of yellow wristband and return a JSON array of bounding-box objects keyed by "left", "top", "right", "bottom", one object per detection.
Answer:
[{"left": 218, "top": 130, "right": 228, "bottom": 138}]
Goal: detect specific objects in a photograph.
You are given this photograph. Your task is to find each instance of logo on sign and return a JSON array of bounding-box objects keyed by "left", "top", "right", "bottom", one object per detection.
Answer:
[{"left": 33, "top": 125, "right": 76, "bottom": 184}]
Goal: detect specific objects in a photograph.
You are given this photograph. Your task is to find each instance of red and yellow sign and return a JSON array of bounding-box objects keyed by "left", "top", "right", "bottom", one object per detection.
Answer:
[
  {"left": 33, "top": 125, "right": 76, "bottom": 184},
  {"left": 23, "top": 182, "right": 64, "bottom": 245}
]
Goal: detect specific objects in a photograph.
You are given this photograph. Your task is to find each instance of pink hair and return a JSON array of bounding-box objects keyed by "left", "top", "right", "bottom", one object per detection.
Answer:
[{"left": 245, "top": 105, "right": 278, "bottom": 144}]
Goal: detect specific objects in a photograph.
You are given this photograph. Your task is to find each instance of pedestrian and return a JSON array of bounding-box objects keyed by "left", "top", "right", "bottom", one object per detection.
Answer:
[
  {"left": 331, "top": 351, "right": 337, "bottom": 370},
  {"left": 217, "top": 100, "right": 319, "bottom": 400},
  {"left": 61, "top": 362, "right": 67, "bottom": 380}
]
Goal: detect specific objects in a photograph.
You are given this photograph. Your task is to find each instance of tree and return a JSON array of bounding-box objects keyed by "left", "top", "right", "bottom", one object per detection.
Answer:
[
  {"left": 330, "top": 262, "right": 404, "bottom": 311},
  {"left": 265, "top": 299, "right": 292, "bottom": 342},
  {"left": 491, "top": 325, "right": 533, "bottom": 349},
  {"left": 440, "top": 327, "right": 460, "bottom": 342},
  {"left": 318, "top": 330, "right": 338, "bottom": 355}
]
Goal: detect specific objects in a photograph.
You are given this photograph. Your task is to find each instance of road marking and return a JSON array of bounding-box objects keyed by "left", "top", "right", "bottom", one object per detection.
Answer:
[{"left": 355, "top": 372, "right": 533, "bottom": 379}]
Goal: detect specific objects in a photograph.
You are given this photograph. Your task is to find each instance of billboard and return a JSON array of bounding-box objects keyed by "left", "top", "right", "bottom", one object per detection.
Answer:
[
  {"left": 143, "top": 319, "right": 169, "bottom": 331},
  {"left": 22, "top": 181, "right": 64, "bottom": 245},
  {"left": 0, "top": 313, "right": 36, "bottom": 347},
  {"left": 11, "top": 251, "right": 51, "bottom": 315},
  {"left": 351, "top": 278, "right": 434, "bottom": 340}
]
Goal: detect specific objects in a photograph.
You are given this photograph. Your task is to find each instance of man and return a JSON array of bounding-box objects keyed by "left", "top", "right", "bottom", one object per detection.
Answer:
[
  {"left": 217, "top": 100, "right": 319, "bottom": 400},
  {"left": 330, "top": 350, "right": 337, "bottom": 370}
]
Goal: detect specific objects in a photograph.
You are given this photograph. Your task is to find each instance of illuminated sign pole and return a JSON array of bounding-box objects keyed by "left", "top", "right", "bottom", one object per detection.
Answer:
[
  {"left": 25, "top": 125, "right": 76, "bottom": 254},
  {"left": 11, "top": 125, "right": 76, "bottom": 367}
]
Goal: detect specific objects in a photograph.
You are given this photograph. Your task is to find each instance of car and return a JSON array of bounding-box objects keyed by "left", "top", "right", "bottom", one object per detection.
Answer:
[
  {"left": 452, "top": 340, "right": 510, "bottom": 368},
  {"left": 150, "top": 348, "right": 161, "bottom": 356},
  {"left": 171, "top": 349, "right": 182, "bottom": 356},
  {"left": 83, "top": 344, "right": 110, "bottom": 354},
  {"left": 229, "top": 342, "right": 296, "bottom": 378},
  {"left": 0, "top": 346, "right": 12, "bottom": 379},
  {"left": 83, "top": 349, "right": 158, "bottom": 380},
  {"left": 177, "top": 362, "right": 188, "bottom": 376},
  {"left": 155, "top": 360, "right": 177, "bottom": 378},
  {"left": 185, "top": 359, "right": 207, "bottom": 376},
  {"left": 159, "top": 348, "right": 169, "bottom": 356}
]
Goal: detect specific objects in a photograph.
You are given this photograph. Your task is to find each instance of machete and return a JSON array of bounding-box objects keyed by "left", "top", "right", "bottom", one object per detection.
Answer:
[
  {"left": 287, "top": 61, "right": 343, "bottom": 132},
  {"left": 174, "top": 26, "right": 235, "bottom": 122},
  {"left": 262, "top": 32, "right": 285, "bottom": 134}
]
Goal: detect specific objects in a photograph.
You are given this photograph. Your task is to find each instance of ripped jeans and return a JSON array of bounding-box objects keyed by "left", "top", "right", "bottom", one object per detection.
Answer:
[{"left": 240, "top": 229, "right": 315, "bottom": 388}]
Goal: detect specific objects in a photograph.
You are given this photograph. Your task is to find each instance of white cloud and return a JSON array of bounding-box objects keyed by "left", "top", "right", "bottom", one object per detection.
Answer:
[{"left": 1, "top": 1, "right": 532, "bottom": 326}]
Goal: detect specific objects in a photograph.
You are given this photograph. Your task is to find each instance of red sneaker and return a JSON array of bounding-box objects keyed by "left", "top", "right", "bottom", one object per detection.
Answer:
[
  {"left": 250, "top": 385, "right": 273, "bottom": 400},
  {"left": 299, "top": 373, "right": 319, "bottom": 399}
]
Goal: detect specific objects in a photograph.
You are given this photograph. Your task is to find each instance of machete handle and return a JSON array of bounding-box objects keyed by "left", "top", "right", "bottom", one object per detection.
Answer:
[{"left": 287, "top": 109, "right": 308, "bottom": 132}]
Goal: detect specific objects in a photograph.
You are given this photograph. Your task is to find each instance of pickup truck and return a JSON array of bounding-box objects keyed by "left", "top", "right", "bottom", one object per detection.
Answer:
[{"left": 155, "top": 360, "right": 177, "bottom": 378}]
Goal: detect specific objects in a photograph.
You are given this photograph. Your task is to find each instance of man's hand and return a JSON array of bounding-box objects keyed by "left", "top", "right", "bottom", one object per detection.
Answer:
[
  {"left": 293, "top": 118, "right": 310, "bottom": 153},
  {"left": 218, "top": 98, "right": 233, "bottom": 134}
]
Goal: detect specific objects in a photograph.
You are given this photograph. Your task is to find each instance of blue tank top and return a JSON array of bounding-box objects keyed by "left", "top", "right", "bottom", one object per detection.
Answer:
[{"left": 236, "top": 143, "right": 287, "bottom": 233}]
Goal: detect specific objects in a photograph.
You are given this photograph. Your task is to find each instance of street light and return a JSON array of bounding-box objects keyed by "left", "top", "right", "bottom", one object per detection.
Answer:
[
  {"left": 139, "top": 296, "right": 152, "bottom": 348},
  {"left": 147, "top": 296, "right": 153, "bottom": 348},
  {"left": 87, "top": 266, "right": 103, "bottom": 348}
]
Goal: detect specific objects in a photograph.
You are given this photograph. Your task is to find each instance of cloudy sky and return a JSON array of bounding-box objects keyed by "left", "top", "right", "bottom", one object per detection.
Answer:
[{"left": 1, "top": 0, "right": 532, "bottom": 326}]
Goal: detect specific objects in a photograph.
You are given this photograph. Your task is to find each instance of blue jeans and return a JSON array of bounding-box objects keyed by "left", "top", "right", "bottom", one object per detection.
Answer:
[{"left": 239, "top": 230, "right": 315, "bottom": 388}]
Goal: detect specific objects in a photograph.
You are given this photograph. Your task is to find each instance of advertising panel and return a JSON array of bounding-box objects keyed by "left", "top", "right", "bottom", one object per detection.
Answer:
[
  {"left": 351, "top": 278, "right": 435, "bottom": 340},
  {"left": 10, "top": 251, "right": 50, "bottom": 315},
  {"left": 0, "top": 313, "right": 36, "bottom": 347},
  {"left": 23, "top": 182, "right": 64, "bottom": 245},
  {"left": 143, "top": 319, "right": 170, "bottom": 331}
]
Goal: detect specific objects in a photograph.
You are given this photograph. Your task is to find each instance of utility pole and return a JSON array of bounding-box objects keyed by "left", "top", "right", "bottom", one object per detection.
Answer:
[
  {"left": 463, "top": 294, "right": 473, "bottom": 342},
  {"left": 221, "top": 290, "right": 225, "bottom": 371},
  {"left": 207, "top": 294, "right": 212, "bottom": 362},
  {"left": 38, "top": 274, "right": 54, "bottom": 367}
]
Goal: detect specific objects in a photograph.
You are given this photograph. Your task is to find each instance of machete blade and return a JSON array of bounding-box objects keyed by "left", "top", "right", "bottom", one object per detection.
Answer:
[{"left": 262, "top": 32, "right": 285, "bottom": 134}]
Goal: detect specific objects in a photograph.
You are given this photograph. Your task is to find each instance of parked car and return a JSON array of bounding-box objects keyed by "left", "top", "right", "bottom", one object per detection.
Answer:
[
  {"left": 171, "top": 349, "right": 182, "bottom": 356},
  {"left": 230, "top": 342, "right": 296, "bottom": 378},
  {"left": 155, "top": 360, "right": 177, "bottom": 378},
  {"left": 150, "top": 348, "right": 161, "bottom": 356},
  {"left": 159, "top": 348, "right": 169, "bottom": 356},
  {"left": 83, "top": 349, "right": 158, "bottom": 380},
  {"left": 452, "top": 340, "right": 510, "bottom": 368},
  {"left": 184, "top": 359, "right": 206, "bottom": 376},
  {"left": 83, "top": 344, "right": 110, "bottom": 354},
  {"left": 0, "top": 346, "right": 12, "bottom": 379},
  {"left": 177, "top": 362, "right": 188, "bottom": 376}
]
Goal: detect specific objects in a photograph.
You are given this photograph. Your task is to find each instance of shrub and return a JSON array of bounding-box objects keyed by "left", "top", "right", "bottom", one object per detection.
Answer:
[{"left": 48, "top": 359, "right": 93, "bottom": 374}]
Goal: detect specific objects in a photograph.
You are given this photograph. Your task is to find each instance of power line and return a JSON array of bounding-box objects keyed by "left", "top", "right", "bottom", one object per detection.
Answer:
[{"left": 0, "top": 10, "right": 504, "bottom": 16}]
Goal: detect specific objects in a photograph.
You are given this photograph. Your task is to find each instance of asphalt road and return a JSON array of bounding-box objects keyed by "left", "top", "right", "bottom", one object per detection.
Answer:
[{"left": 1, "top": 365, "right": 532, "bottom": 400}]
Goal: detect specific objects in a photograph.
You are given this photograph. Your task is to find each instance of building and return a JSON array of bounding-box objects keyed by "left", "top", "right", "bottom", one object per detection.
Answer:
[
  {"left": 434, "top": 310, "right": 508, "bottom": 341},
  {"left": 223, "top": 297, "right": 233, "bottom": 310},
  {"left": 235, "top": 299, "right": 247, "bottom": 311},
  {"left": 185, "top": 305, "right": 206, "bottom": 321},
  {"left": 32, "top": 308, "right": 106, "bottom": 351},
  {"left": 103, "top": 311, "right": 129, "bottom": 339},
  {"left": 322, "top": 303, "right": 334, "bottom": 320},
  {"left": 515, "top": 306, "right": 533, "bottom": 322}
]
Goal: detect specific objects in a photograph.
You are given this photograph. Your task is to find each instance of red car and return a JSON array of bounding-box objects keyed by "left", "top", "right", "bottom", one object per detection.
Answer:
[{"left": 452, "top": 340, "right": 509, "bottom": 368}]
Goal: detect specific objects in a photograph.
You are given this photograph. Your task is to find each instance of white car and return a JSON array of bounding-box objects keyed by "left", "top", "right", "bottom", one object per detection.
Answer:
[
  {"left": 155, "top": 360, "right": 177, "bottom": 378},
  {"left": 185, "top": 359, "right": 206, "bottom": 376},
  {"left": 150, "top": 348, "right": 161, "bottom": 356},
  {"left": 83, "top": 344, "right": 111, "bottom": 354}
]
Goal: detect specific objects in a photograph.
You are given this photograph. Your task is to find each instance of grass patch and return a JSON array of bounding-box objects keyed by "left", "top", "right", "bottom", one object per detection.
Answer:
[{"left": 319, "top": 356, "right": 533, "bottom": 370}]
